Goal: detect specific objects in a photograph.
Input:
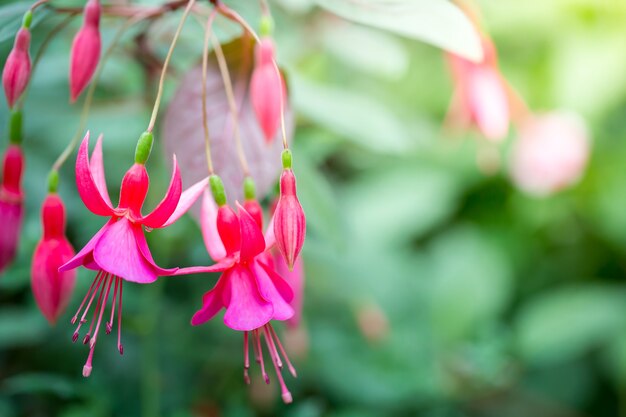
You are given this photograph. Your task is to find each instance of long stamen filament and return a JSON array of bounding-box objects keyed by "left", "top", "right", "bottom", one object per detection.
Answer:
[
  {"left": 201, "top": 9, "right": 218, "bottom": 175},
  {"left": 146, "top": 0, "right": 197, "bottom": 132}
]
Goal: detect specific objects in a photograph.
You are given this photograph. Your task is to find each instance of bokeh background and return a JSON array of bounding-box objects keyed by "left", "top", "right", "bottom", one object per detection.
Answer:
[{"left": 2, "top": 0, "right": 626, "bottom": 416}]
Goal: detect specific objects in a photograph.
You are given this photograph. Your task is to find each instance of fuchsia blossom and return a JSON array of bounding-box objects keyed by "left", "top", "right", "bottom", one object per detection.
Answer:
[
  {"left": 69, "top": 0, "right": 102, "bottom": 102},
  {"left": 274, "top": 254, "right": 304, "bottom": 329},
  {"left": 181, "top": 190, "right": 297, "bottom": 403},
  {"left": 58, "top": 131, "right": 207, "bottom": 377},
  {"left": 250, "top": 37, "right": 285, "bottom": 143},
  {"left": 2, "top": 27, "right": 31, "bottom": 109},
  {"left": 274, "top": 161, "right": 306, "bottom": 271},
  {"left": 447, "top": 38, "right": 510, "bottom": 142},
  {"left": 31, "top": 193, "right": 76, "bottom": 324},
  {"left": 510, "top": 111, "right": 590, "bottom": 196},
  {"left": 0, "top": 144, "right": 24, "bottom": 273}
]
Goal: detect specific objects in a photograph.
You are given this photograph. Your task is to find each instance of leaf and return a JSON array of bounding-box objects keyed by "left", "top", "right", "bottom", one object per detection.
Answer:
[
  {"left": 0, "top": 1, "right": 51, "bottom": 44},
  {"left": 515, "top": 285, "right": 626, "bottom": 364},
  {"left": 0, "top": 308, "right": 49, "bottom": 348},
  {"left": 313, "top": 0, "right": 483, "bottom": 61},
  {"left": 2, "top": 373, "right": 77, "bottom": 398},
  {"left": 163, "top": 37, "right": 294, "bottom": 208}
]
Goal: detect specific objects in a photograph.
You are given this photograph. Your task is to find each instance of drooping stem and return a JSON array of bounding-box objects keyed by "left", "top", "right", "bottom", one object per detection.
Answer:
[
  {"left": 146, "top": 0, "right": 197, "bottom": 132},
  {"left": 50, "top": 15, "right": 146, "bottom": 173},
  {"left": 30, "top": 0, "right": 49, "bottom": 12},
  {"left": 272, "top": 60, "right": 289, "bottom": 149},
  {"left": 211, "top": 35, "right": 250, "bottom": 176},
  {"left": 201, "top": 9, "right": 218, "bottom": 175},
  {"left": 216, "top": 3, "right": 261, "bottom": 43}
]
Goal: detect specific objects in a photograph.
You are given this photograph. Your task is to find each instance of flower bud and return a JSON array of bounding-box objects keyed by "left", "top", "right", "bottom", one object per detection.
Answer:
[
  {"left": 510, "top": 111, "right": 590, "bottom": 196},
  {"left": 31, "top": 194, "right": 76, "bottom": 324},
  {"left": 250, "top": 37, "right": 285, "bottom": 143},
  {"left": 273, "top": 168, "right": 305, "bottom": 270},
  {"left": 0, "top": 145, "right": 25, "bottom": 273},
  {"left": 69, "top": 0, "right": 102, "bottom": 102},
  {"left": 2, "top": 27, "right": 31, "bottom": 108}
]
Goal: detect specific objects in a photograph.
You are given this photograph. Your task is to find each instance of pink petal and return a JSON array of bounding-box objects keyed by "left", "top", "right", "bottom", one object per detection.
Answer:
[
  {"left": 141, "top": 156, "right": 182, "bottom": 229},
  {"left": 89, "top": 134, "right": 112, "bottom": 207},
  {"left": 264, "top": 214, "right": 276, "bottom": 249},
  {"left": 468, "top": 66, "right": 509, "bottom": 142},
  {"left": 200, "top": 188, "right": 227, "bottom": 261},
  {"left": 132, "top": 226, "right": 178, "bottom": 276},
  {"left": 161, "top": 177, "right": 209, "bottom": 228},
  {"left": 237, "top": 202, "right": 265, "bottom": 262},
  {"left": 223, "top": 265, "right": 273, "bottom": 331},
  {"left": 76, "top": 132, "right": 114, "bottom": 216},
  {"left": 274, "top": 254, "right": 304, "bottom": 328},
  {"left": 191, "top": 279, "right": 226, "bottom": 326},
  {"left": 93, "top": 218, "right": 157, "bottom": 283},
  {"left": 173, "top": 258, "right": 235, "bottom": 276},
  {"left": 59, "top": 218, "right": 113, "bottom": 272},
  {"left": 253, "top": 260, "right": 294, "bottom": 321},
  {"left": 69, "top": 24, "right": 101, "bottom": 102}
]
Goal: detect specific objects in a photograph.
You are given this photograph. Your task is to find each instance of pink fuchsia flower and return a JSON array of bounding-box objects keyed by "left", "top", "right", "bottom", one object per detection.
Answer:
[
  {"left": 180, "top": 193, "right": 296, "bottom": 403},
  {"left": 274, "top": 151, "right": 306, "bottom": 271},
  {"left": 69, "top": 0, "right": 102, "bottom": 102},
  {"left": 31, "top": 193, "right": 76, "bottom": 324},
  {"left": 0, "top": 144, "right": 24, "bottom": 273},
  {"left": 250, "top": 37, "right": 286, "bottom": 143},
  {"left": 2, "top": 26, "right": 31, "bottom": 109},
  {"left": 446, "top": 38, "right": 510, "bottom": 142},
  {"left": 510, "top": 111, "right": 590, "bottom": 196},
  {"left": 59, "top": 131, "right": 206, "bottom": 377}
]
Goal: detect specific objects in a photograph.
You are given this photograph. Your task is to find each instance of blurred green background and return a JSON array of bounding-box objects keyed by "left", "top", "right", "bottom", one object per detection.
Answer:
[{"left": 2, "top": 0, "right": 626, "bottom": 416}]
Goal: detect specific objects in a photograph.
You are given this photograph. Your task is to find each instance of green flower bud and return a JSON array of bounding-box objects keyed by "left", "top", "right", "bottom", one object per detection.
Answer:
[
  {"left": 135, "top": 131, "right": 154, "bottom": 164},
  {"left": 210, "top": 175, "right": 227, "bottom": 206}
]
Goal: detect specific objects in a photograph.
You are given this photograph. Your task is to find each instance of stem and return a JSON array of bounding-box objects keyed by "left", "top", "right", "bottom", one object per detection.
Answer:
[
  {"left": 146, "top": 0, "right": 197, "bottom": 133},
  {"left": 17, "top": 14, "right": 77, "bottom": 111},
  {"left": 30, "top": 0, "right": 49, "bottom": 12},
  {"left": 201, "top": 9, "right": 218, "bottom": 175},
  {"left": 51, "top": 0, "right": 190, "bottom": 19},
  {"left": 216, "top": 3, "right": 261, "bottom": 43},
  {"left": 211, "top": 35, "right": 250, "bottom": 176},
  {"left": 51, "top": 13, "right": 149, "bottom": 173},
  {"left": 272, "top": 60, "right": 288, "bottom": 149}
]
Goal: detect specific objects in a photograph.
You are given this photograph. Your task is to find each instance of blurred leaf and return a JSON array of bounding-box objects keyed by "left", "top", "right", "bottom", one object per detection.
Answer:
[
  {"left": 515, "top": 285, "right": 626, "bottom": 364},
  {"left": 2, "top": 373, "right": 77, "bottom": 398},
  {"left": 0, "top": 308, "right": 49, "bottom": 348},
  {"left": 313, "top": 0, "right": 482, "bottom": 61},
  {"left": 163, "top": 37, "right": 294, "bottom": 206}
]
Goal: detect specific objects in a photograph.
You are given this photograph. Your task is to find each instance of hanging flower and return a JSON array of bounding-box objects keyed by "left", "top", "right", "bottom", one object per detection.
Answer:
[
  {"left": 274, "top": 254, "right": 304, "bottom": 330},
  {"left": 446, "top": 38, "right": 510, "bottom": 142},
  {"left": 31, "top": 193, "right": 76, "bottom": 324},
  {"left": 59, "top": 131, "right": 205, "bottom": 376},
  {"left": 69, "top": 0, "right": 102, "bottom": 102},
  {"left": 273, "top": 150, "right": 306, "bottom": 271},
  {"left": 510, "top": 111, "right": 590, "bottom": 196},
  {"left": 0, "top": 144, "right": 24, "bottom": 273},
  {"left": 250, "top": 37, "right": 285, "bottom": 143},
  {"left": 2, "top": 26, "right": 31, "bottom": 109},
  {"left": 179, "top": 190, "right": 296, "bottom": 403}
]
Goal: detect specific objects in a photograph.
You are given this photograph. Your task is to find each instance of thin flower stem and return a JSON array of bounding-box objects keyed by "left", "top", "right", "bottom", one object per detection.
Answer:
[
  {"left": 30, "top": 0, "right": 49, "bottom": 12},
  {"left": 259, "top": 0, "right": 270, "bottom": 16},
  {"left": 216, "top": 3, "right": 261, "bottom": 43},
  {"left": 201, "top": 9, "right": 218, "bottom": 175},
  {"left": 146, "top": 0, "right": 197, "bottom": 133},
  {"left": 272, "top": 60, "right": 289, "bottom": 149},
  {"left": 51, "top": 13, "right": 150, "bottom": 173},
  {"left": 211, "top": 35, "right": 250, "bottom": 176},
  {"left": 52, "top": 0, "right": 189, "bottom": 19},
  {"left": 16, "top": 13, "right": 77, "bottom": 111}
]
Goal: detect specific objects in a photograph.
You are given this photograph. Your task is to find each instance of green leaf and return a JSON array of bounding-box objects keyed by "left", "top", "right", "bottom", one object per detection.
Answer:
[
  {"left": 313, "top": 0, "right": 482, "bottom": 61},
  {"left": 515, "top": 285, "right": 626, "bottom": 364},
  {"left": 0, "top": 308, "right": 49, "bottom": 348}
]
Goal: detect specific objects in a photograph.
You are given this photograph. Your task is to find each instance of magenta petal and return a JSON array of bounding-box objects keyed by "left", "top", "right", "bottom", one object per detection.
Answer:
[
  {"left": 89, "top": 134, "right": 112, "bottom": 207},
  {"left": 162, "top": 177, "right": 209, "bottom": 228},
  {"left": 142, "top": 156, "right": 182, "bottom": 229},
  {"left": 173, "top": 259, "right": 235, "bottom": 276},
  {"left": 264, "top": 214, "right": 276, "bottom": 249},
  {"left": 236, "top": 202, "right": 265, "bottom": 262},
  {"left": 253, "top": 260, "right": 294, "bottom": 321},
  {"left": 93, "top": 218, "right": 157, "bottom": 283},
  {"left": 258, "top": 260, "right": 294, "bottom": 304},
  {"left": 223, "top": 265, "right": 273, "bottom": 331},
  {"left": 59, "top": 219, "right": 112, "bottom": 272},
  {"left": 468, "top": 66, "right": 509, "bottom": 142},
  {"left": 200, "top": 188, "right": 227, "bottom": 261},
  {"left": 191, "top": 280, "right": 225, "bottom": 326},
  {"left": 132, "top": 226, "right": 178, "bottom": 276},
  {"left": 76, "top": 132, "right": 114, "bottom": 216}
]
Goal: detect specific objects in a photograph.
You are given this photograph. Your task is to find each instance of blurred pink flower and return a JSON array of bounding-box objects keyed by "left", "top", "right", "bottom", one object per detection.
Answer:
[
  {"left": 274, "top": 254, "right": 304, "bottom": 329},
  {"left": 31, "top": 194, "right": 76, "bottom": 324},
  {"left": 179, "top": 197, "right": 296, "bottom": 403},
  {"left": 274, "top": 168, "right": 306, "bottom": 271},
  {"left": 2, "top": 27, "right": 31, "bottom": 108},
  {"left": 250, "top": 37, "right": 285, "bottom": 143},
  {"left": 447, "top": 39, "right": 510, "bottom": 142},
  {"left": 0, "top": 144, "right": 24, "bottom": 273},
  {"left": 59, "top": 132, "right": 205, "bottom": 377},
  {"left": 510, "top": 111, "right": 590, "bottom": 196},
  {"left": 69, "top": 0, "right": 101, "bottom": 102}
]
